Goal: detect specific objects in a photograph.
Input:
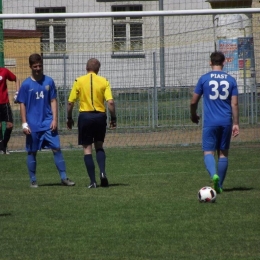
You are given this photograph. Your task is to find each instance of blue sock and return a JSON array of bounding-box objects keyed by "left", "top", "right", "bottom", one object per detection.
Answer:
[
  {"left": 218, "top": 157, "right": 228, "bottom": 188},
  {"left": 84, "top": 154, "right": 96, "bottom": 183},
  {"left": 27, "top": 153, "right": 37, "bottom": 182},
  {"left": 53, "top": 150, "right": 67, "bottom": 180},
  {"left": 204, "top": 154, "right": 216, "bottom": 179},
  {"left": 96, "top": 149, "right": 106, "bottom": 175}
]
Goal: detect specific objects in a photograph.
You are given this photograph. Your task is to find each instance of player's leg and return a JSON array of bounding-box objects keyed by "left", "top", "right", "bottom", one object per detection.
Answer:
[
  {"left": 79, "top": 113, "right": 96, "bottom": 188},
  {"left": 27, "top": 152, "right": 38, "bottom": 187},
  {"left": 1, "top": 103, "right": 13, "bottom": 154},
  {"left": 26, "top": 133, "right": 38, "bottom": 187},
  {"left": 203, "top": 126, "right": 217, "bottom": 178},
  {"left": 3, "top": 121, "right": 13, "bottom": 154},
  {"left": 0, "top": 105, "right": 3, "bottom": 148},
  {"left": 94, "top": 113, "right": 108, "bottom": 187},
  {"left": 217, "top": 125, "right": 232, "bottom": 191},
  {"left": 94, "top": 141, "right": 108, "bottom": 187},
  {"left": 202, "top": 126, "right": 222, "bottom": 193},
  {"left": 0, "top": 120, "right": 3, "bottom": 153},
  {"left": 83, "top": 144, "right": 96, "bottom": 188},
  {"left": 43, "top": 129, "right": 75, "bottom": 186}
]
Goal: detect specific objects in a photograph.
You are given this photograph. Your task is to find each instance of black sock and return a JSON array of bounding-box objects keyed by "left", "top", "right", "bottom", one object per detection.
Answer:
[
  {"left": 84, "top": 154, "right": 96, "bottom": 183},
  {"left": 96, "top": 148, "right": 106, "bottom": 177},
  {"left": 3, "top": 127, "right": 12, "bottom": 148}
]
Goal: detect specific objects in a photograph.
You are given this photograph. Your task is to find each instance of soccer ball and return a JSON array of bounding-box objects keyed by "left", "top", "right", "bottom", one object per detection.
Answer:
[{"left": 198, "top": 186, "right": 217, "bottom": 203}]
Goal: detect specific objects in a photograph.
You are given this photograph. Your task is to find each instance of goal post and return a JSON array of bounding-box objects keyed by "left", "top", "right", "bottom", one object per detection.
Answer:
[{"left": 1, "top": 4, "right": 259, "bottom": 150}]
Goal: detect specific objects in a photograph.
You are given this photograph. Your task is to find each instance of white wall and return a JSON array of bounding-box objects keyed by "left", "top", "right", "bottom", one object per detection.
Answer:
[{"left": 3, "top": 0, "right": 214, "bottom": 88}]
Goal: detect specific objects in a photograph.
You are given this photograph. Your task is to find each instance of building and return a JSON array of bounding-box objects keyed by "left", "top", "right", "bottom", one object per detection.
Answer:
[{"left": 1, "top": 0, "right": 257, "bottom": 92}]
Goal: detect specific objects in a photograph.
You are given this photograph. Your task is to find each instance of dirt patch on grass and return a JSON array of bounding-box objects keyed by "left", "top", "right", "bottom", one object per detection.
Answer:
[{"left": 8, "top": 126, "right": 259, "bottom": 151}]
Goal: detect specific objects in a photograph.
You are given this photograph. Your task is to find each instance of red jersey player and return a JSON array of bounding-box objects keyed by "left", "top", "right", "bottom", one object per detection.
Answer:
[{"left": 0, "top": 67, "right": 20, "bottom": 154}]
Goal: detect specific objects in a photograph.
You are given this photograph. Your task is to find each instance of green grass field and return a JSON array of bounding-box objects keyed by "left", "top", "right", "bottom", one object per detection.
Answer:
[{"left": 1, "top": 145, "right": 260, "bottom": 260}]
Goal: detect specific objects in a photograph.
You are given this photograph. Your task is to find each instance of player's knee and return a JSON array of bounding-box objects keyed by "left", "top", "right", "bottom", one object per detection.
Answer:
[
  {"left": 219, "top": 150, "right": 229, "bottom": 157},
  {"left": 28, "top": 152, "right": 37, "bottom": 156},
  {"left": 52, "top": 148, "right": 61, "bottom": 153},
  {"left": 94, "top": 141, "right": 103, "bottom": 150},
  {"left": 96, "top": 148, "right": 104, "bottom": 153},
  {"left": 6, "top": 122, "right": 13, "bottom": 129}
]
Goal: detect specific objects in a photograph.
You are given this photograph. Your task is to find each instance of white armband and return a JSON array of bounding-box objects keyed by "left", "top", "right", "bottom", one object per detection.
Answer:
[{"left": 22, "top": 122, "right": 29, "bottom": 130}]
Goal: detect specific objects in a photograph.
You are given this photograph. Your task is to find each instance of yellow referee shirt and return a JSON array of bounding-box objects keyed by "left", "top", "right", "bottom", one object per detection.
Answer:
[{"left": 68, "top": 73, "right": 113, "bottom": 112}]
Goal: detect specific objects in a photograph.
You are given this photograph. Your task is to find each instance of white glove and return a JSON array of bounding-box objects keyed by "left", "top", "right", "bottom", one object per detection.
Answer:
[
  {"left": 14, "top": 91, "right": 19, "bottom": 104},
  {"left": 22, "top": 122, "right": 29, "bottom": 130}
]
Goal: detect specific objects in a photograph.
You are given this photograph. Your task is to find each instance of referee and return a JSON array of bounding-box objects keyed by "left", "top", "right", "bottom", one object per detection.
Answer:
[{"left": 67, "top": 58, "right": 116, "bottom": 188}]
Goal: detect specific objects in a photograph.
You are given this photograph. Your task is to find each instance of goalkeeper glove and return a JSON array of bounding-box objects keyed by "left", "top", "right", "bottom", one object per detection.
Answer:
[{"left": 14, "top": 91, "right": 19, "bottom": 104}]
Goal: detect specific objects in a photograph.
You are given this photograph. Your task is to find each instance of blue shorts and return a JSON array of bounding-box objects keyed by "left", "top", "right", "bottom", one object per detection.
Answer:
[
  {"left": 78, "top": 112, "right": 107, "bottom": 145},
  {"left": 202, "top": 125, "right": 232, "bottom": 151},
  {"left": 26, "top": 129, "right": 61, "bottom": 152}
]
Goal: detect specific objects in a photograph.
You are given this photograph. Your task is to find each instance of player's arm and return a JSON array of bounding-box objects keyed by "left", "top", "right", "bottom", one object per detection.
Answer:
[
  {"left": 6, "top": 69, "right": 20, "bottom": 103},
  {"left": 67, "top": 102, "right": 75, "bottom": 130},
  {"left": 190, "top": 93, "right": 201, "bottom": 124},
  {"left": 107, "top": 99, "right": 116, "bottom": 129},
  {"left": 20, "top": 102, "right": 30, "bottom": 134},
  {"left": 15, "top": 78, "right": 20, "bottom": 92},
  {"left": 13, "top": 78, "right": 21, "bottom": 103},
  {"left": 104, "top": 80, "right": 116, "bottom": 129},
  {"left": 66, "top": 80, "right": 78, "bottom": 130},
  {"left": 50, "top": 98, "right": 58, "bottom": 131},
  {"left": 231, "top": 95, "right": 239, "bottom": 137}
]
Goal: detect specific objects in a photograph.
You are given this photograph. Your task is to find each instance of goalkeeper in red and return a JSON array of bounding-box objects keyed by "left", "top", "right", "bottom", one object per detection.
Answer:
[
  {"left": 190, "top": 51, "right": 239, "bottom": 193},
  {"left": 67, "top": 58, "right": 116, "bottom": 188}
]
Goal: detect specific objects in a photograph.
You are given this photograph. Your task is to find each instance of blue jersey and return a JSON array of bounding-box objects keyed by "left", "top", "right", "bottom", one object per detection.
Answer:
[
  {"left": 17, "top": 75, "right": 57, "bottom": 132},
  {"left": 194, "top": 71, "right": 238, "bottom": 127}
]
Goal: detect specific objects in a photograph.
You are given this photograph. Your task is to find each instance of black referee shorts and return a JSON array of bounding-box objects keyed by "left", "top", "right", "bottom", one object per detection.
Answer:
[
  {"left": 0, "top": 103, "right": 13, "bottom": 123},
  {"left": 78, "top": 112, "right": 107, "bottom": 145}
]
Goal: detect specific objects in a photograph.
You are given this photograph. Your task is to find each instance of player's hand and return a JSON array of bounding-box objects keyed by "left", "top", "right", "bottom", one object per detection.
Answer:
[
  {"left": 22, "top": 123, "right": 31, "bottom": 135},
  {"left": 50, "top": 120, "right": 57, "bottom": 131},
  {"left": 232, "top": 124, "right": 239, "bottom": 137},
  {"left": 23, "top": 128, "right": 31, "bottom": 135},
  {"left": 67, "top": 118, "right": 74, "bottom": 130},
  {"left": 14, "top": 91, "right": 19, "bottom": 104},
  {"left": 190, "top": 114, "right": 200, "bottom": 124},
  {"left": 109, "top": 116, "right": 117, "bottom": 129}
]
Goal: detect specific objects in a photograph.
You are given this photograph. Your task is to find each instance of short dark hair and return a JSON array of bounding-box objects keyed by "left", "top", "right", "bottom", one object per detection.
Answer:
[
  {"left": 210, "top": 51, "right": 225, "bottom": 66},
  {"left": 29, "top": 53, "right": 42, "bottom": 66},
  {"left": 86, "top": 58, "right": 100, "bottom": 73}
]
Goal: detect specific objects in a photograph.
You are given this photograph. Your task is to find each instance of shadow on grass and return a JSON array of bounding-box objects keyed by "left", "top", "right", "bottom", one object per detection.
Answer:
[
  {"left": 95, "top": 183, "right": 130, "bottom": 188},
  {"left": 223, "top": 187, "right": 253, "bottom": 192},
  {"left": 107, "top": 183, "right": 130, "bottom": 187},
  {"left": 38, "top": 183, "right": 130, "bottom": 187},
  {"left": 39, "top": 183, "right": 63, "bottom": 187},
  {"left": 0, "top": 213, "right": 12, "bottom": 217}
]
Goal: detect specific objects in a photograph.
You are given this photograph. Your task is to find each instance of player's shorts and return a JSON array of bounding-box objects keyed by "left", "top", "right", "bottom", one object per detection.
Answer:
[
  {"left": 26, "top": 129, "right": 61, "bottom": 152},
  {"left": 0, "top": 103, "right": 13, "bottom": 123},
  {"left": 78, "top": 112, "right": 107, "bottom": 145},
  {"left": 202, "top": 125, "right": 232, "bottom": 151}
]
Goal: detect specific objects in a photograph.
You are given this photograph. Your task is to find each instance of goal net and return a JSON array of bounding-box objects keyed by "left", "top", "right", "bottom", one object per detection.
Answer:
[{"left": 1, "top": 0, "right": 259, "bottom": 150}]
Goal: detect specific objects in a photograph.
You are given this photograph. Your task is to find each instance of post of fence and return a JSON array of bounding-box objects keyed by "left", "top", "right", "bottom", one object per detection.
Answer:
[
  {"left": 250, "top": 84, "right": 255, "bottom": 124},
  {"left": 153, "top": 52, "right": 158, "bottom": 128},
  {"left": 0, "top": 0, "right": 6, "bottom": 136},
  {"left": 0, "top": 0, "right": 4, "bottom": 67}
]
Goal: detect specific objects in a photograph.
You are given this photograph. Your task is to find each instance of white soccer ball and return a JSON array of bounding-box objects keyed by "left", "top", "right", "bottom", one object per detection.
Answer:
[{"left": 198, "top": 186, "right": 217, "bottom": 203}]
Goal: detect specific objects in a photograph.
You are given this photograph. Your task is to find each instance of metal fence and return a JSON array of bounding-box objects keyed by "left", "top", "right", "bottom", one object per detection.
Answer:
[{"left": 7, "top": 84, "right": 260, "bottom": 151}]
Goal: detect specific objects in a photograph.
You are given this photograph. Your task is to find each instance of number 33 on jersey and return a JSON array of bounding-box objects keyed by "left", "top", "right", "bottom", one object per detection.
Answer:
[{"left": 194, "top": 71, "right": 238, "bottom": 127}]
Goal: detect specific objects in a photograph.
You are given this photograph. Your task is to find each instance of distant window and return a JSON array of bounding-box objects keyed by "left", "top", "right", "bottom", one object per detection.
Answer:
[
  {"left": 4, "top": 58, "right": 16, "bottom": 67},
  {"left": 35, "top": 7, "right": 66, "bottom": 53},
  {"left": 112, "top": 5, "right": 143, "bottom": 54}
]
